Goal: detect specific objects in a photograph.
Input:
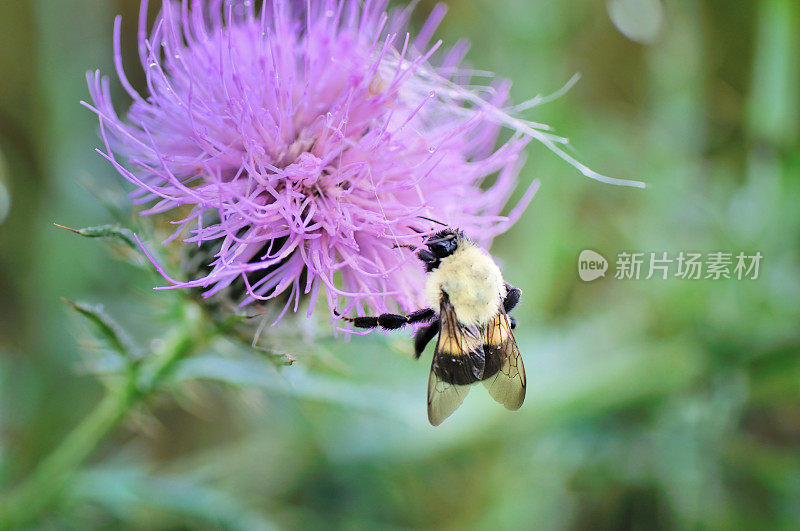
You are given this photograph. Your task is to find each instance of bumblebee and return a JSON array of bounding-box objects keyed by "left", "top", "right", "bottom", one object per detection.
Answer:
[{"left": 341, "top": 228, "right": 525, "bottom": 425}]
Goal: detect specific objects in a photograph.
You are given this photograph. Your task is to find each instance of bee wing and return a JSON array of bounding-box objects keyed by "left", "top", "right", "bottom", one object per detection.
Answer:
[
  {"left": 481, "top": 312, "right": 526, "bottom": 410},
  {"left": 427, "top": 373, "right": 471, "bottom": 426},
  {"left": 427, "top": 295, "right": 485, "bottom": 426}
]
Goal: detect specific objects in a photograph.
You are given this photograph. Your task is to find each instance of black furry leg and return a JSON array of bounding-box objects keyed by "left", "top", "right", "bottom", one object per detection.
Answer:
[
  {"left": 509, "top": 316, "right": 517, "bottom": 330},
  {"left": 340, "top": 308, "right": 436, "bottom": 331},
  {"left": 414, "top": 319, "right": 440, "bottom": 358},
  {"left": 503, "top": 283, "right": 521, "bottom": 313}
]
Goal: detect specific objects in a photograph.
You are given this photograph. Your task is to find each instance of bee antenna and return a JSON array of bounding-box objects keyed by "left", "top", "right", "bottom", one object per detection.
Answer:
[{"left": 417, "top": 215, "right": 448, "bottom": 227}]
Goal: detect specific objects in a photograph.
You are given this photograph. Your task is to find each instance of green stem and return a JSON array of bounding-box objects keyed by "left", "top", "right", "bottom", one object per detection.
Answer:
[{"left": 0, "top": 301, "right": 207, "bottom": 528}]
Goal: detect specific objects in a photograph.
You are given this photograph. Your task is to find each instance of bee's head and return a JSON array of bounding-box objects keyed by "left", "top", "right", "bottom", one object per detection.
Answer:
[{"left": 424, "top": 229, "right": 464, "bottom": 259}]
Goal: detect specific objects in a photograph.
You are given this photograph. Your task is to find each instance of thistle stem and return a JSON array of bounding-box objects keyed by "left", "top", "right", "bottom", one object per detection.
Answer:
[{"left": 0, "top": 301, "right": 208, "bottom": 527}]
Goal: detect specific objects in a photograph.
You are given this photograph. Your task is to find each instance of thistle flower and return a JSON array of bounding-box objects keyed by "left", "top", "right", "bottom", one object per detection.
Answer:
[{"left": 85, "top": 0, "right": 637, "bottom": 328}]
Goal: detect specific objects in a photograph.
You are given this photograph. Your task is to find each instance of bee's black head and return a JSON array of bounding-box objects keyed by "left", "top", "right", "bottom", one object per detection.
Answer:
[{"left": 425, "top": 229, "right": 463, "bottom": 259}]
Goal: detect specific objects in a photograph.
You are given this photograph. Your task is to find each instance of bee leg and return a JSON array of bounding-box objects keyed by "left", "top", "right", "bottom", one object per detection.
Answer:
[
  {"left": 503, "top": 283, "right": 521, "bottom": 313},
  {"left": 509, "top": 316, "right": 517, "bottom": 330},
  {"left": 338, "top": 308, "right": 436, "bottom": 331},
  {"left": 416, "top": 249, "right": 436, "bottom": 263},
  {"left": 414, "top": 319, "right": 440, "bottom": 359}
]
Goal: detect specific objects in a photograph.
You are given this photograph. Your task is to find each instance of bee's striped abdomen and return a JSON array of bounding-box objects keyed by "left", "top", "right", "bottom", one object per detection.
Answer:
[{"left": 433, "top": 349, "right": 486, "bottom": 385}]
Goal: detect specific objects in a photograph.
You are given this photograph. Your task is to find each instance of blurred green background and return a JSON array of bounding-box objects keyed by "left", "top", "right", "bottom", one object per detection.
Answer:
[{"left": 1, "top": 0, "right": 799, "bottom": 528}]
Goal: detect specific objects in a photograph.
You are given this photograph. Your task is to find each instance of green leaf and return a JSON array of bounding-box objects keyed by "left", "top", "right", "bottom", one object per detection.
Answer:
[
  {"left": 171, "top": 354, "right": 417, "bottom": 421},
  {"left": 63, "top": 299, "right": 140, "bottom": 361},
  {"left": 53, "top": 223, "right": 138, "bottom": 251}
]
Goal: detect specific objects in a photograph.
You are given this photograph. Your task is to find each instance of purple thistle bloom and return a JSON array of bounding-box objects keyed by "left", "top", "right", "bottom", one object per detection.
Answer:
[{"left": 85, "top": 0, "right": 638, "bottom": 328}]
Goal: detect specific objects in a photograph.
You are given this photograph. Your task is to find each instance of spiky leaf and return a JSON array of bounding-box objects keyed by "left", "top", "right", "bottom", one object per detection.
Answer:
[
  {"left": 54, "top": 223, "right": 138, "bottom": 251},
  {"left": 63, "top": 299, "right": 139, "bottom": 361}
]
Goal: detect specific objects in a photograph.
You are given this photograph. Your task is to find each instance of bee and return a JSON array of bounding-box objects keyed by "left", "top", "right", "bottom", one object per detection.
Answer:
[{"left": 340, "top": 227, "right": 525, "bottom": 425}]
